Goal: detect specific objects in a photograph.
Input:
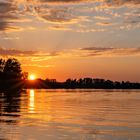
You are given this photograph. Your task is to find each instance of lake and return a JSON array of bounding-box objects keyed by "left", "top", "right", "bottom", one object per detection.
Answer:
[{"left": 0, "top": 89, "right": 140, "bottom": 140}]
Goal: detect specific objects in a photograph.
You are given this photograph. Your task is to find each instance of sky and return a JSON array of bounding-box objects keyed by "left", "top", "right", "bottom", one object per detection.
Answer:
[{"left": 0, "top": 0, "right": 140, "bottom": 82}]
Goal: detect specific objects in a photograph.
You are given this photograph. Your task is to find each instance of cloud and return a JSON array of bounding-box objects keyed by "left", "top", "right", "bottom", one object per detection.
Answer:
[
  {"left": 0, "top": 1, "right": 19, "bottom": 31},
  {"left": 0, "top": 1, "right": 35, "bottom": 32},
  {"left": 96, "top": 22, "right": 114, "bottom": 26},
  {"left": 0, "top": 47, "right": 60, "bottom": 62},
  {"left": 37, "top": 6, "right": 76, "bottom": 23},
  {"left": 34, "top": 0, "right": 140, "bottom": 5},
  {"left": 47, "top": 25, "right": 72, "bottom": 31},
  {"left": 32, "top": 0, "right": 140, "bottom": 32},
  {"left": 81, "top": 47, "right": 114, "bottom": 51},
  {"left": 0, "top": 47, "right": 36, "bottom": 56},
  {"left": 79, "top": 47, "right": 140, "bottom": 57},
  {"left": 37, "top": 0, "right": 91, "bottom": 3},
  {"left": 104, "top": 0, "right": 140, "bottom": 7},
  {"left": 0, "top": 0, "right": 139, "bottom": 33}
]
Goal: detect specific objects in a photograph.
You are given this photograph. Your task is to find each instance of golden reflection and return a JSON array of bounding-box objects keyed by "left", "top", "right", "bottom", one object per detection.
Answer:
[
  {"left": 27, "top": 90, "right": 54, "bottom": 122},
  {"left": 29, "top": 89, "right": 35, "bottom": 113}
]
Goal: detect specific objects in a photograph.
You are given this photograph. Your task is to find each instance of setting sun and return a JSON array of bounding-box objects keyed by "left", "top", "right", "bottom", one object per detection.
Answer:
[{"left": 29, "top": 74, "right": 36, "bottom": 80}]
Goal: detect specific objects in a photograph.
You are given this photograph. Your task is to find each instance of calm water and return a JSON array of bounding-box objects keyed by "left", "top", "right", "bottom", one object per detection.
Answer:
[{"left": 0, "top": 89, "right": 140, "bottom": 140}]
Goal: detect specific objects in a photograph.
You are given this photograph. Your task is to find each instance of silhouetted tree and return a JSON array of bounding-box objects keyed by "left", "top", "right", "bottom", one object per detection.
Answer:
[
  {"left": 3, "top": 58, "right": 22, "bottom": 79},
  {"left": 0, "top": 58, "right": 23, "bottom": 90}
]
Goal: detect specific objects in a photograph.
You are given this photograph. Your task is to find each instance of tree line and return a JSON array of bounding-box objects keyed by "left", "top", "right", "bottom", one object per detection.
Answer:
[
  {"left": 0, "top": 58, "right": 140, "bottom": 90},
  {"left": 25, "top": 77, "right": 140, "bottom": 89},
  {"left": 63, "top": 78, "right": 140, "bottom": 89}
]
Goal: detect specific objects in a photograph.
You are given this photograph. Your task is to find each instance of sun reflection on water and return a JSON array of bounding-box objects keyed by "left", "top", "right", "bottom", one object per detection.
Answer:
[{"left": 29, "top": 89, "right": 35, "bottom": 113}]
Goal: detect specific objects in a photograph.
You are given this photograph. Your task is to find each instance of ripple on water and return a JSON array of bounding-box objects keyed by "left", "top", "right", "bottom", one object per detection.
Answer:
[{"left": 0, "top": 89, "right": 140, "bottom": 140}]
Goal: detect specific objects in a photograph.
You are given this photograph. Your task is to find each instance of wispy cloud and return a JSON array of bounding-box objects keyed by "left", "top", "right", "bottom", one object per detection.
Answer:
[
  {"left": 79, "top": 47, "right": 140, "bottom": 57},
  {"left": 0, "top": 47, "right": 36, "bottom": 56},
  {"left": 0, "top": 47, "right": 59, "bottom": 57},
  {"left": 104, "top": 0, "right": 140, "bottom": 7},
  {"left": 96, "top": 22, "right": 115, "bottom": 26},
  {"left": 1, "top": 46, "right": 140, "bottom": 59},
  {"left": 22, "top": 64, "right": 54, "bottom": 68}
]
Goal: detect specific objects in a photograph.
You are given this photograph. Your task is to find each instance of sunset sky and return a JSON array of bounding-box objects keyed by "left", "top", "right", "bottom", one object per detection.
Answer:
[{"left": 0, "top": 0, "right": 140, "bottom": 81}]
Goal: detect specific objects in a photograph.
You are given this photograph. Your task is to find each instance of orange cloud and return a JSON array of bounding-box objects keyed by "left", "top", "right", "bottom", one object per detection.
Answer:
[{"left": 79, "top": 47, "right": 140, "bottom": 57}]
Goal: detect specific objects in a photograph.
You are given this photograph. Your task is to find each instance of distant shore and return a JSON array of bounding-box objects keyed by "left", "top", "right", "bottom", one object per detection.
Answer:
[{"left": 23, "top": 78, "right": 140, "bottom": 90}]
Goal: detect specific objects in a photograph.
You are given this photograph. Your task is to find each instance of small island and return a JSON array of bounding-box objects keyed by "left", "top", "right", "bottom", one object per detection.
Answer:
[{"left": 0, "top": 58, "right": 140, "bottom": 91}]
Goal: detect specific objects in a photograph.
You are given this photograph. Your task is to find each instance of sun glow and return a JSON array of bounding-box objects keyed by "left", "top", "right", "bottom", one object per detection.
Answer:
[{"left": 29, "top": 74, "right": 36, "bottom": 80}]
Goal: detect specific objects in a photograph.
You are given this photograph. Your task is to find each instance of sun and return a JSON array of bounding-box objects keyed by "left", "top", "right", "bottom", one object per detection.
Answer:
[{"left": 28, "top": 74, "right": 36, "bottom": 80}]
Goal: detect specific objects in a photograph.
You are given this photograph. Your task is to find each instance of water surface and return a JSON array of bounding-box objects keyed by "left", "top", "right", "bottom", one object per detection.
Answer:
[{"left": 0, "top": 89, "right": 140, "bottom": 140}]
